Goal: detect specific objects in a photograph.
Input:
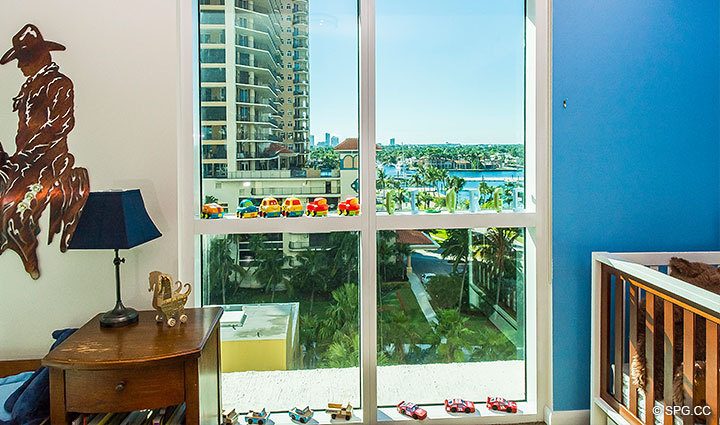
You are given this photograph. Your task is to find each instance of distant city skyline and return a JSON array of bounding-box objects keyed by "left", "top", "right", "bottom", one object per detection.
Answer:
[{"left": 308, "top": 0, "right": 525, "bottom": 146}]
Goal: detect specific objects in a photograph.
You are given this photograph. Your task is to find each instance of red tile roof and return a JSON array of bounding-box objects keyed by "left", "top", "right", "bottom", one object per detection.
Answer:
[
  {"left": 395, "top": 230, "right": 434, "bottom": 246},
  {"left": 333, "top": 138, "right": 382, "bottom": 151},
  {"left": 264, "top": 142, "right": 293, "bottom": 155}
]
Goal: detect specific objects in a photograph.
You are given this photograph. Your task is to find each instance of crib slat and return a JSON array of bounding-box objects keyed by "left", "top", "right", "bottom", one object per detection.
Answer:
[
  {"left": 707, "top": 320, "right": 718, "bottom": 425},
  {"left": 614, "top": 274, "right": 625, "bottom": 401},
  {"left": 682, "top": 310, "right": 694, "bottom": 425},
  {"left": 645, "top": 293, "right": 655, "bottom": 425},
  {"left": 664, "top": 301, "right": 674, "bottom": 425},
  {"left": 629, "top": 284, "right": 639, "bottom": 414}
]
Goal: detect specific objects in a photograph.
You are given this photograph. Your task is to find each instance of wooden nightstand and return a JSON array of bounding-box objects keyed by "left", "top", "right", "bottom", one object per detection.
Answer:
[{"left": 43, "top": 307, "right": 223, "bottom": 425}]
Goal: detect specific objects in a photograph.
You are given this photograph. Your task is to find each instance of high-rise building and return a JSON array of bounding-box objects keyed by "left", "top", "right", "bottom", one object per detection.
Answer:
[
  {"left": 390, "top": 138, "right": 395, "bottom": 146},
  {"left": 199, "top": 0, "right": 341, "bottom": 214},
  {"left": 324, "top": 132, "right": 331, "bottom": 147},
  {"left": 309, "top": 134, "right": 314, "bottom": 147},
  {"left": 200, "top": 0, "right": 310, "bottom": 178},
  {"left": 330, "top": 136, "right": 339, "bottom": 147}
]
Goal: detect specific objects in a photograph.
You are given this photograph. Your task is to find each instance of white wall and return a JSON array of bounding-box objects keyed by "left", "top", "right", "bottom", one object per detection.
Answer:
[{"left": 0, "top": 0, "right": 181, "bottom": 359}]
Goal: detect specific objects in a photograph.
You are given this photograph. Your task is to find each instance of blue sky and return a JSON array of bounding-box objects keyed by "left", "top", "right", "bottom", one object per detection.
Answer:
[{"left": 308, "top": 0, "right": 525, "bottom": 145}]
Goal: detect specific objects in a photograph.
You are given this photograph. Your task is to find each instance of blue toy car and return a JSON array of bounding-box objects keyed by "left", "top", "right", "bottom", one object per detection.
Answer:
[
  {"left": 245, "top": 409, "right": 269, "bottom": 425},
  {"left": 236, "top": 199, "right": 259, "bottom": 218},
  {"left": 289, "top": 406, "right": 313, "bottom": 423}
]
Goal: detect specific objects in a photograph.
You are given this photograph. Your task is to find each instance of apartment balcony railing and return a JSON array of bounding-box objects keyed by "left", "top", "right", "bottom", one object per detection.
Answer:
[
  {"left": 293, "top": 40, "right": 309, "bottom": 49},
  {"left": 228, "top": 169, "right": 339, "bottom": 179},
  {"left": 200, "top": 0, "right": 224, "bottom": 4},
  {"left": 293, "top": 89, "right": 308, "bottom": 96},
  {"left": 591, "top": 251, "right": 720, "bottom": 425},
  {"left": 251, "top": 186, "right": 339, "bottom": 196},
  {"left": 293, "top": 15, "right": 308, "bottom": 25}
]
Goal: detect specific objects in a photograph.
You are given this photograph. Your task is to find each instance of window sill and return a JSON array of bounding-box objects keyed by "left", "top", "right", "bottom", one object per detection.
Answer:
[{"left": 246, "top": 403, "right": 539, "bottom": 425}]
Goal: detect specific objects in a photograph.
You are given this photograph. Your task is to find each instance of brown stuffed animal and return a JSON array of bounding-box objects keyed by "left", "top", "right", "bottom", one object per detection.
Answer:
[{"left": 631, "top": 257, "right": 720, "bottom": 418}]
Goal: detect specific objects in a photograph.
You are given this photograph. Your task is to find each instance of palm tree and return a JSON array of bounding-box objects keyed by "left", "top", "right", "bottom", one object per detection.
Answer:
[
  {"left": 434, "top": 309, "right": 476, "bottom": 363},
  {"left": 379, "top": 310, "right": 421, "bottom": 363},
  {"left": 253, "top": 246, "right": 286, "bottom": 301},
  {"left": 473, "top": 228, "right": 521, "bottom": 306},
  {"left": 206, "top": 236, "right": 244, "bottom": 304},
  {"left": 291, "top": 249, "right": 329, "bottom": 311},
  {"left": 321, "top": 283, "right": 359, "bottom": 341},
  {"left": 439, "top": 229, "right": 471, "bottom": 310}
]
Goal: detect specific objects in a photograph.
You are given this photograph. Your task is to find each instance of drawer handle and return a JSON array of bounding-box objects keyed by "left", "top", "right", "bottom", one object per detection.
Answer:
[{"left": 115, "top": 381, "right": 126, "bottom": 392}]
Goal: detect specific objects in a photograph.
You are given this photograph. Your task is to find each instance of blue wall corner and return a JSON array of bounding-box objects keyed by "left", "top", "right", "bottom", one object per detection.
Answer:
[{"left": 552, "top": 0, "right": 720, "bottom": 411}]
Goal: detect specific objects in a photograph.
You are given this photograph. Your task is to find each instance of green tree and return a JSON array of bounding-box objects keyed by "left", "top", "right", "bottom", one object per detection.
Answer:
[
  {"left": 253, "top": 245, "right": 286, "bottom": 301},
  {"left": 206, "top": 236, "right": 245, "bottom": 304},
  {"left": 433, "top": 309, "right": 476, "bottom": 363},
  {"left": 439, "top": 229, "right": 471, "bottom": 309},
  {"left": 473, "top": 228, "right": 521, "bottom": 306}
]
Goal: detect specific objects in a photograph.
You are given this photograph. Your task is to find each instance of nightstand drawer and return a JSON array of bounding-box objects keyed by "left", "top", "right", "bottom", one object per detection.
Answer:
[{"left": 65, "top": 363, "right": 185, "bottom": 413}]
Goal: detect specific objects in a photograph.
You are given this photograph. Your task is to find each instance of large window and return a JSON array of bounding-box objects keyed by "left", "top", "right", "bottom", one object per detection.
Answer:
[{"left": 190, "top": 0, "right": 549, "bottom": 421}]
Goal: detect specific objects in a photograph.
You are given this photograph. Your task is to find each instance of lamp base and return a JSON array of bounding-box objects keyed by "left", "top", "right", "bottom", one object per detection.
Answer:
[{"left": 100, "top": 301, "right": 139, "bottom": 328}]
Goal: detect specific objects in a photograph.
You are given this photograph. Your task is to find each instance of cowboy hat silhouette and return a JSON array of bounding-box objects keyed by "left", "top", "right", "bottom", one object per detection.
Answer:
[{"left": 0, "top": 24, "right": 65, "bottom": 65}]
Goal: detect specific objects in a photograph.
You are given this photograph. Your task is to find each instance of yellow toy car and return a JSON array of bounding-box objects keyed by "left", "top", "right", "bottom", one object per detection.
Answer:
[
  {"left": 259, "top": 197, "right": 281, "bottom": 218},
  {"left": 282, "top": 197, "right": 304, "bottom": 217}
]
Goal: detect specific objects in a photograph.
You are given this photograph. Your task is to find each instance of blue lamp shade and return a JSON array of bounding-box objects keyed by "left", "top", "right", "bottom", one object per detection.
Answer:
[{"left": 68, "top": 190, "right": 162, "bottom": 250}]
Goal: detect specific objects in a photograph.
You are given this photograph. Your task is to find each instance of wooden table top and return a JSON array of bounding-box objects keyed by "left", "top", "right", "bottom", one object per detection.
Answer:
[{"left": 43, "top": 307, "right": 223, "bottom": 370}]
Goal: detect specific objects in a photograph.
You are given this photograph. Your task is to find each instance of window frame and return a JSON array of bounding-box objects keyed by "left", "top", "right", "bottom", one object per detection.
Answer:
[{"left": 177, "top": 0, "right": 552, "bottom": 422}]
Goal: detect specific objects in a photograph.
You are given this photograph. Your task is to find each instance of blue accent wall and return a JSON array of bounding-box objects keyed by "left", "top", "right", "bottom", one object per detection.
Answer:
[{"left": 552, "top": 0, "right": 720, "bottom": 411}]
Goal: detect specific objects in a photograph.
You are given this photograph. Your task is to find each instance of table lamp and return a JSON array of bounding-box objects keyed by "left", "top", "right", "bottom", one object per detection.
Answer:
[{"left": 68, "top": 189, "right": 162, "bottom": 327}]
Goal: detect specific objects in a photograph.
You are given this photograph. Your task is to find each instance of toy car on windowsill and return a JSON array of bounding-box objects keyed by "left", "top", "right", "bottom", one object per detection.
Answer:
[
  {"left": 326, "top": 403, "right": 352, "bottom": 421},
  {"left": 486, "top": 397, "right": 517, "bottom": 413},
  {"left": 282, "top": 197, "right": 304, "bottom": 217},
  {"left": 289, "top": 406, "right": 313, "bottom": 423},
  {"left": 259, "top": 197, "right": 281, "bottom": 218},
  {"left": 245, "top": 408, "right": 269, "bottom": 425},
  {"left": 338, "top": 197, "right": 360, "bottom": 216},
  {"left": 397, "top": 401, "right": 427, "bottom": 420},
  {"left": 444, "top": 399, "right": 475, "bottom": 414},
  {"left": 223, "top": 409, "right": 239, "bottom": 424},
  {"left": 306, "top": 197, "right": 329, "bottom": 217},
  {"left": 236, "top": 199, "right": 258, "bottom": 218},
  {"left": 202, "top": 202, "right": 225, "bottom": 219}
]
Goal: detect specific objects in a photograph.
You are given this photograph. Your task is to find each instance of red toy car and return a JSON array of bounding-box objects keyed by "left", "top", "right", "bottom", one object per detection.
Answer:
[
  {"left": 444, "top": 399, "right": 475, "bottom": 414},
  {"left": 397, "top": 401, "right": 427, "bottom": 420},
  {"left": 486, "top": 397, "right": 517, "bottom": 413},
  {"left": 338, "top": 197, "right": 360, "bottom": 216},
  {"left": 306, "top": 197, "right": 329, "bottom": 217}
]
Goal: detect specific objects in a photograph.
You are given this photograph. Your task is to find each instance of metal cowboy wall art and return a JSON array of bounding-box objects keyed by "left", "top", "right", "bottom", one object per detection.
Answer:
[{"left": 0, "top": 24, "right": 90, "bottom": 279}]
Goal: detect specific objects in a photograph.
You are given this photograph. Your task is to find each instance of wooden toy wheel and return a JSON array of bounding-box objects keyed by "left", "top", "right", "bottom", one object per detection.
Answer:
[
  {"left": 180, "top": 314, "right": 188, "bottom": 323},
  {"left": 155, "top": 314, "right": 163, "bottom": 322},
  {"left": 506, "top": 408, "right": 512, "bottom": 413},
  {"left": 258, "top": 420, "right": 264, "bottom": 425},
  {"left": 464, "top": 408, "right": 470, "bottom": 413},
  {"left": 167, "top": 317, "right": 177, "bottom": 327},
  {"left": 450, "top": 407, "right": 456, "bottom": 413},
  {"left": 345, "top": 415, "right": 351, "bottom": 421},
  {"left": 412, "top": 414, "right": 418, "bottom": 419},
  {"left": 331, "top": 414, "right": 336, "bottom": 419}
]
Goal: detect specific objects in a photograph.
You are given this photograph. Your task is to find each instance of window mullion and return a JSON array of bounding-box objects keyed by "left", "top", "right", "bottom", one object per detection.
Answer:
[{"left": 359, "top": 0, "right": 378, "bottom": 419}]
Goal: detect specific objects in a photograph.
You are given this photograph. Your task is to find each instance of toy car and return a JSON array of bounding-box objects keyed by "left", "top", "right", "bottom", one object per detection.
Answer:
[
  {"left": 486, "top": 397, "right": 517, "bottom": 413},
  {"left": 289, "top": 406, "right": 313, "bottom": 423},
  {"left": 326, "top": 403, "right": 352, "bottom": 421},
  {"left": 259, "top": 197, "right": 281, "bottom": 218},
  {"left": 223, "top": 409, "right": 239, "bottom": 424},
  {"left": 282, "top": 197, "right": 304, "bottom": 217},
  {"left": 397, "top": 401, "right": 427, "bottom": 420},
  {"left": 236, "top": 199, "right": 258, "bottom": 218},
  {"left": 444, "top": 399, "right": 475, "bottom": 414},
  {"left": 245, "top": 408, "right": 269, "bottom": 425},
  {"left": 202, "top": 203, "right": 225, "bottom": 219},
  {"left": 338, "top": 197, "right": 360, "bottom": 216},
  {"left": 306, "top": 197, "right": 329, "bottom": 217}
]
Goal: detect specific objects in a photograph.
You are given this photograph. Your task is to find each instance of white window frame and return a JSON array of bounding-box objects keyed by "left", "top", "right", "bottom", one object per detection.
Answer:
[{"left": 177, "top": 0, "right": 552, "bottom": 423}]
